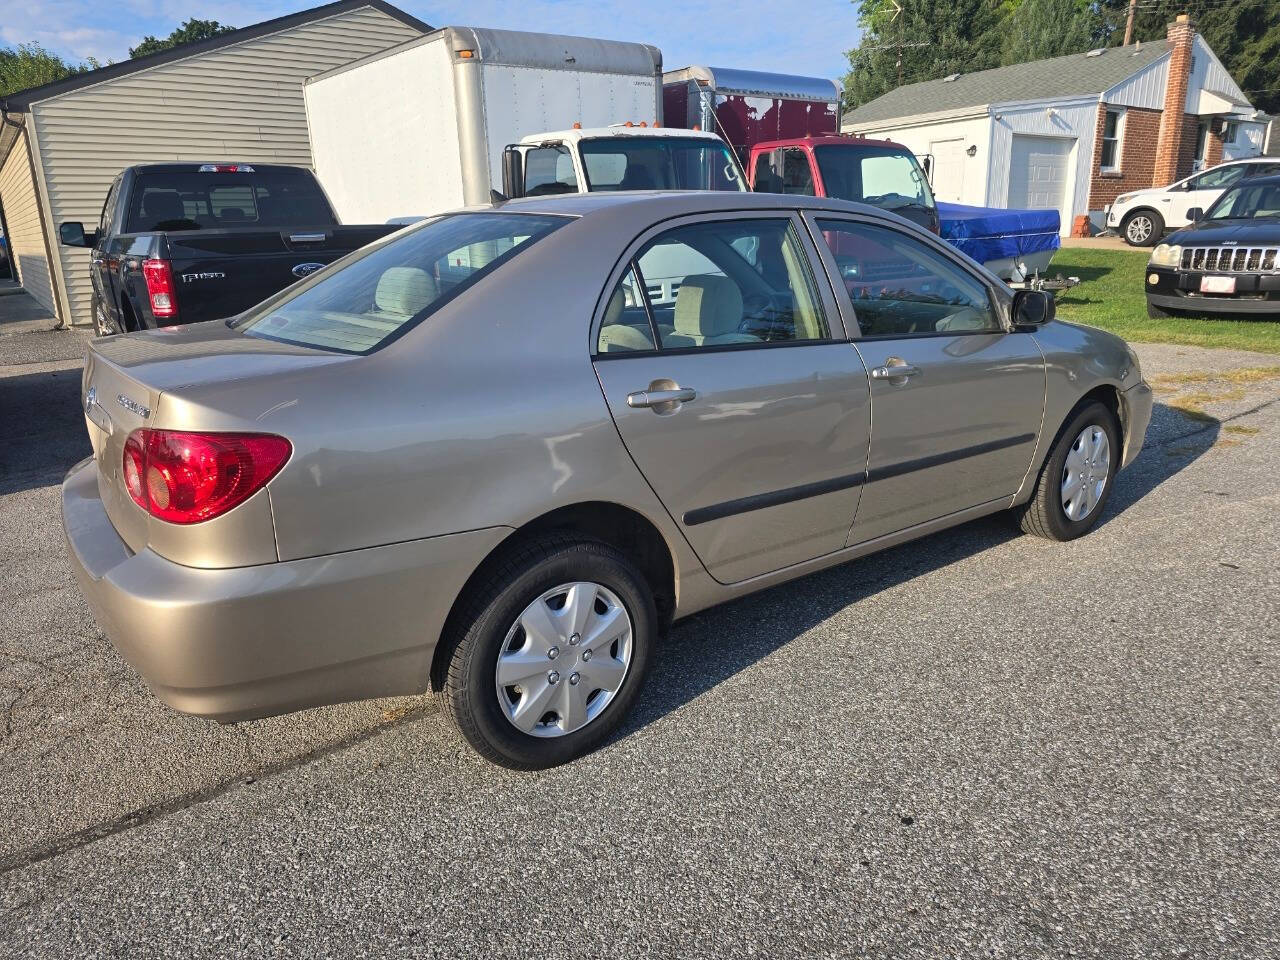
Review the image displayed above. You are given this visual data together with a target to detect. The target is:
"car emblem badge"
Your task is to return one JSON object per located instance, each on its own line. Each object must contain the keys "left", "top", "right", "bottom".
{"left": 116, "top": 393, "right": 151, "bottom": 420}
{"left": 292, "top": 262, "right": 325, "bottom": 278}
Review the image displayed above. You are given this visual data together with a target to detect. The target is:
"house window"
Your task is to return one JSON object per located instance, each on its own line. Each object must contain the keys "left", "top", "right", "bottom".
{"left": 1100, "top": 108, "right": 1124, "bottom": 171}
{"left": 1193, "top": 121, "right": 1209, "bottom": 171}
{"left": 1222, "top": 121, "right": 1239, "bottom": 144}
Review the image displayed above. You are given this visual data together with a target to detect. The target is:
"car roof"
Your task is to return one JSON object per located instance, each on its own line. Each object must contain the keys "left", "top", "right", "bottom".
{"left": 494, "top": 189, "right": 898, "bottom": 221}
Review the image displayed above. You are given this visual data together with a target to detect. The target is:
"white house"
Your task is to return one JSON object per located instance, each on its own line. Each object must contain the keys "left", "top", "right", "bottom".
{"left": 842, "top": 16, "right": 1265, "bottom": 234}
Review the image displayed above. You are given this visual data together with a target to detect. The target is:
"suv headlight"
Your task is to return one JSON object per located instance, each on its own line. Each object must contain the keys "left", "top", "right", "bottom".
{"left": 1149, "top": 243, "right": 1181, "bottom": 268}
{"left": 1115, "top": 193, "right": 1135, "bottom": 205}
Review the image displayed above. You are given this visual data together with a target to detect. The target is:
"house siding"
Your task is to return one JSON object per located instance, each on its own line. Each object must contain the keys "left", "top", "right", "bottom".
{"left": 29, "top": 5, "right": 424, "bottom": 326}
{"left": 1087, "top": 104, "right": 1161, "bottom": 209}
{"left": 0, "top": 128, "right": 56, "bottom": 312}
{"left": 989, "top": 99, "right": 1097, "bottom": 235}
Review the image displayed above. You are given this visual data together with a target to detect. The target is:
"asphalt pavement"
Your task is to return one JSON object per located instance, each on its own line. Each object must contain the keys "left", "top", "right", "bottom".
{"left": 1, "top": 328, "right": 1276, "bottom": 958}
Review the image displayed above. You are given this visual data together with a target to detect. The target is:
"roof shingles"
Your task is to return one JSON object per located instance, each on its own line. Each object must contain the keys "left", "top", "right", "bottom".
{"left": 843, "top": 41, "right": 1171, "bottom": 128}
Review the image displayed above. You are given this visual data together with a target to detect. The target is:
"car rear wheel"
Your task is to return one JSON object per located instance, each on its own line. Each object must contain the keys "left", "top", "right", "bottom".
{"left": 1014, "top": 401, "right": 1119, "bottom": 541}
{"left": 439, "top": 537, "right": 655, "bottom": 769}
{"left": 1122, "top": 210, "right": 1162, "bottom": 247}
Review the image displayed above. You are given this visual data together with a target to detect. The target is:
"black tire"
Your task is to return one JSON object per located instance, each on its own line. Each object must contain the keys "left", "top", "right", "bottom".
{"left": 1121, "top": 209, "right": 1163, "bottom": 247}
{"left": 1014, "top": 401, "right": 1120, "bottom": 541}
{"left": 1146, "top": 299, "right": 1177, "bottom": 319}
{"left": 439, "top": 537, "right": 656, "bottom": 769}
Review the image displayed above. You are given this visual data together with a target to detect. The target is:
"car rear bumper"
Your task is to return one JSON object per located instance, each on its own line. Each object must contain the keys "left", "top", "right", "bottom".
{"left": 61, "top": 458, "right": 510, "bottom": 721}
{"left": 1146, "top": 266, "right": 1280, "bottom": 315}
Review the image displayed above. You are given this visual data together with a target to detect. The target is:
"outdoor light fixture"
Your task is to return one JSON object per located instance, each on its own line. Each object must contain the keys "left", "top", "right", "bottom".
{"left": 966, "top": 144, "right": 977, "bottom": 157}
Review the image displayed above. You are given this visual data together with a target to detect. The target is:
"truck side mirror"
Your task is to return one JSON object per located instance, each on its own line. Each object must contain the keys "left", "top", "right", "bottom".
{"left": 59, "top": 221, "right": 92, "bottom": 247}
{"left": 1012, "top": 289, "right": 1055, "bottom": 328}
{"left": 501, "top": 147, "right": 525, "bottom": 200}
{"left": 1187, "top": 207, "right": 1203, "bottom": 222}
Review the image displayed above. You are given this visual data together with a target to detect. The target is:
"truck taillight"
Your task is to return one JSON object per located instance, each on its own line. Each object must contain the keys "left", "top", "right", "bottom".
{"left": 198, "top": 164, "right": 254, "bottom": 173}
{"left": 141, "top": 259, "right": 178, "bottom": 318}
{"left": 122, "top": 429, "right": 291, "bottom": 524}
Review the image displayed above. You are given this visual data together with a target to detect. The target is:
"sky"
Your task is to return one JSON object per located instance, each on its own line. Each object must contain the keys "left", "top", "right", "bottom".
{"left": 0, "top": 0, "right": 860, "bottom": 83}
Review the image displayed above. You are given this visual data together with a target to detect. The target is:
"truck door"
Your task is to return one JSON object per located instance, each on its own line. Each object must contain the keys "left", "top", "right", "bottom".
{"left": 92, "top": 177, "right": 122, "bottom": 331}
{"left": 592, "top": 212, "right": 870, "bottom": 584}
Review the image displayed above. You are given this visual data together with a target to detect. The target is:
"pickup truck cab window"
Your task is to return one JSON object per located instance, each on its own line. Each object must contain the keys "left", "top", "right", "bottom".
{"left": 124, "top": 168, "right": 335, "bottom": 232}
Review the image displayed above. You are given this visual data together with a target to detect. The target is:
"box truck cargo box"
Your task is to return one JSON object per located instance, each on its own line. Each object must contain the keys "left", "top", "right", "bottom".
{"left": 305, "top": 26, "right": 666, "bottom": 223}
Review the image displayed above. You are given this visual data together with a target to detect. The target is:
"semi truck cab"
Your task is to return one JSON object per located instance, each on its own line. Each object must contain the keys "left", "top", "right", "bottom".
{"left": 502, "top": 126, "right": 747, "bottom": 199}
{"left": 746, "top": 136, "right": 940, "bottom": 234}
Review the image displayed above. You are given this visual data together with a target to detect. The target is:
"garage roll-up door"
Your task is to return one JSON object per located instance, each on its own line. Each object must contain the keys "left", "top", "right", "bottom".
{"left": 1008, "top": 135, "right": 1072, "bottom": 211}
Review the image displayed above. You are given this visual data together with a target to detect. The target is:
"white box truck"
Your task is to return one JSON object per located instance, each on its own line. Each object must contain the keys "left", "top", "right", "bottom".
{"left": 305, "top": 26, "right": 744, "bottom": 224}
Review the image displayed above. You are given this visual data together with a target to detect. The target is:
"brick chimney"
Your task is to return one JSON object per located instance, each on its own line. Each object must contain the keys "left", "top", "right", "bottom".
{"left": 1153, "top": 14, "right": 1195, "bottom": 186}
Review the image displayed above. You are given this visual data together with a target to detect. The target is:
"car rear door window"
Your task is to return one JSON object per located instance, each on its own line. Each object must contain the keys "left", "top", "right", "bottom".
{"left": 237, "top": 212, "right": 567, "bottom": 354}
{"left": 815, "top": 219, "right": 1000, "bottom": 336}
{"left": 597, "top": 218, "right": 827, "bottom": 354}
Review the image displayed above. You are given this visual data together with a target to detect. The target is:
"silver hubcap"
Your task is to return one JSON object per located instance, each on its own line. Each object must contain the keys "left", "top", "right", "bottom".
{"left": 495, "top": 581, "right": 633, "bottom": 738}
{"left": 1061, "top": 425, "right": 1111, "bottom": 522}
{"left": 1127, "top": 216, "right": 1152, "bottom": 244}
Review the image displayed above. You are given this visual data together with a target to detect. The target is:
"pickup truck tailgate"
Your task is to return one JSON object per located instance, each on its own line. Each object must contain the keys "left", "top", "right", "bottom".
{"left": 165, "top": 225, "right": 395, "bottom": 324}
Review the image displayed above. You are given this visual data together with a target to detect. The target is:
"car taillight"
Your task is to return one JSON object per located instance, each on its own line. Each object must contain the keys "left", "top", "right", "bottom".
{"left": 121, "top": 429, "right": 291, "bottom": 524}
{"left": 141, "top": 259, "right": 177, "bottom": 318}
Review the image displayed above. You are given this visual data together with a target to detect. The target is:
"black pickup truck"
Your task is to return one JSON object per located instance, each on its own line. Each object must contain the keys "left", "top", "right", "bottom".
{"left": 59, "top": 163, "right": 397, "bottom": 335}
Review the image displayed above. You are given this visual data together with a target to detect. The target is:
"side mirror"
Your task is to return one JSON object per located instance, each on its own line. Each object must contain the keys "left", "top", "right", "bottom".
{"left": 501, "top": 146, "right": 525, "bottom": 200}
{"left": 1187, "top": 207, "right": 1203, "bottom": 222}
{"left": 1012, "top": 289, "right": 1055, "bottom": 328}
{"left": 59, "top": 221, "right": 92, "bottom": 247}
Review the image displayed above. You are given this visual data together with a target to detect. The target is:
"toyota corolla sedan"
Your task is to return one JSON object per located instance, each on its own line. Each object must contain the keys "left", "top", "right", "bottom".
{"left": 63, "top": 191, "right": 1152, "bottom": 769}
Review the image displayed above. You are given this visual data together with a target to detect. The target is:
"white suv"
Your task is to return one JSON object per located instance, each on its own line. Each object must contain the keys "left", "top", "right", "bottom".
{"left": 1106, "top": 157, "right": 1280, "bottom": 246}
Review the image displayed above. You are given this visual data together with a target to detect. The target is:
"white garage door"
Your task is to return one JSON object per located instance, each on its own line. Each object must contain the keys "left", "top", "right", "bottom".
{"left": 929, "top": 138, "right": 968, "bottom": 203}
{"left": 1008, "top": 135, "right": 1073, "bottom": 212}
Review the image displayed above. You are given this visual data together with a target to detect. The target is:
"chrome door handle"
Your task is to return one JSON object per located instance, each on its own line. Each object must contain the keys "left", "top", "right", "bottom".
{"left": 870, "top": 363, "right": 921, "bottom": 380}
{"left": 627, "top": 387, "right": 696, "bottom": 408}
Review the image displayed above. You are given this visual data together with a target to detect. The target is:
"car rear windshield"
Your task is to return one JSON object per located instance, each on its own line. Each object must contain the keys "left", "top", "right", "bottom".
{"left": 124, "top": 168, "right": 337, "bottom": 232}
{"left": 235, "top": 212, "right": 568, "bottom": 354}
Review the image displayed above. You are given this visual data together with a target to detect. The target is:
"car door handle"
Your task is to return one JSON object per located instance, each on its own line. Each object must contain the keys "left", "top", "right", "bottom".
{"left": 627, "top": 387, "right": 696, "bottom": 408}
{"left": 870, "top": 363, "right": 921, "bottom": 380}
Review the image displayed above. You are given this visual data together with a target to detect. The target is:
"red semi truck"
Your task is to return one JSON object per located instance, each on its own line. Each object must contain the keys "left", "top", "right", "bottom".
{"left": 661, "top": 66, "right": 940, "bottom": 234}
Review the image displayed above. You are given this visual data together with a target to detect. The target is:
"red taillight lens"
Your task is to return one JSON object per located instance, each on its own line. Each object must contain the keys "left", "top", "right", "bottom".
{"left": 141, "top": 259, "right": 177, "bottom": 318}
{"left": 121, "top": 429, "right": 291, "bottom": 524}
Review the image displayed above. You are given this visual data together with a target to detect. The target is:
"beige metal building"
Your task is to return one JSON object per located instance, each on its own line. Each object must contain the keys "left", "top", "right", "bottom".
{"left": 0, "top": 0, "right": 428, "bottom": 327}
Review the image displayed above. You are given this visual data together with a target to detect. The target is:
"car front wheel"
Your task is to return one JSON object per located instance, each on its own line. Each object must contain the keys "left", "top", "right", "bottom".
{"left": 1014, "top": 401, "right": 1120, "bottom": 541}
{"left": 439, "top": 537, "right": 656, "bottom": 769}
{"left": 1122, "top": 210, "right": 1162, "bottom": 247}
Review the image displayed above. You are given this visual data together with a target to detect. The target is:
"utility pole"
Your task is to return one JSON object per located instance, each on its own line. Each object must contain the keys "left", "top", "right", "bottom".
{"left": 890, "top": 0, "right": 904, "bottom": 87}
{"left": 1123, "top": 0, "right": 1138, "bottom": 45}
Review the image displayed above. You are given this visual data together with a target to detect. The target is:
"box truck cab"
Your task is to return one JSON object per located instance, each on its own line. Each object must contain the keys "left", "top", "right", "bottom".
{"left": 504, "top": 126, "right": 745, "bottom": 199}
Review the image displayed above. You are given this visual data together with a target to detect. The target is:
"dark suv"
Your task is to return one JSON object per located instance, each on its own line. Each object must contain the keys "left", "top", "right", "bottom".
{"left": 1145, "top": 174, "right": 1280, "bottom": 319}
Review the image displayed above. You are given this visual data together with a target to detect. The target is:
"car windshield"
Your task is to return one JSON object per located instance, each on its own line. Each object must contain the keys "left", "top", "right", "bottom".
{"left": 1204, "top": 182, "right": 1280, "bottom": 221}
{"left": 813, "top": 145, "right": 934, "bottom": 211}
{"left": 578, "top": 137, "right": 745, "bottom": 192}
{"left": 235, "top": 212, "right": 568, "bottom": 354}
{"left": 125, "top": 168, "right": 336, "bottom": 231}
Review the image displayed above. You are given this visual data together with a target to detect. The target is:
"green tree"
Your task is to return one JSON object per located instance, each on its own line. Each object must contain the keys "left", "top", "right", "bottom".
{"left": 129, "top": 18, "right": 235, "bottom": 59}
{"left": 1000, "top": 0, "right": 1099, "bottom": 65}
{"left": 842, "top": 0, "right": 1007, "bottom": 109}
{"left": 0, "top": 42, "right": 95, "bottom": 98}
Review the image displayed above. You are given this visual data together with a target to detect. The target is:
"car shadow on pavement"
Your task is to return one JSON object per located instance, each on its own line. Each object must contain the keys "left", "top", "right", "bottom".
{"left": 617, "top": 400, "right": 1219, "bottom": 741}
{"left": 0, "top": 367, "right": 91, "bottom": 495}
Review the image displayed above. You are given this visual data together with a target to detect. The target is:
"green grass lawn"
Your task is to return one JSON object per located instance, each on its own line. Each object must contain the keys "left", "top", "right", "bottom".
{"left": 1049, "top": 247, "right": 1280, "bottom": 355}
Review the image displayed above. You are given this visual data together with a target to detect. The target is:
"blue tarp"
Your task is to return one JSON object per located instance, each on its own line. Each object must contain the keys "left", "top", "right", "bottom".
{"left": 936, "top": 202, "right": 1060, "bottom": 265}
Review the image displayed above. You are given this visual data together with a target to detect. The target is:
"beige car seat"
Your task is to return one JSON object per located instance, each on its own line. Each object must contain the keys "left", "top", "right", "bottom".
{"left": 666, "top": 275, "right": 755, "bottom": 347}
{"left": 374, "top": 267, "right": 439, "bottom": 317}
{"left": 598, "top": 286, "right": 655, "bottom": 352}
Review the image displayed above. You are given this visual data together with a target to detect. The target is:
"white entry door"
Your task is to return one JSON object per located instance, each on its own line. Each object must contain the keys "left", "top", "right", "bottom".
{"left": 1009, "top": 135, "right": 1073, "bottom": 219}
{"left": 928, "top": 138, "right": 968, "bottom": 203}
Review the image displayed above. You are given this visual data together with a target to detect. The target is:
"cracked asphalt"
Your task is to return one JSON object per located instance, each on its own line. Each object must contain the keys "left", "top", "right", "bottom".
{"left": 1, "top": 326, "right": 1277, "bottom": 958}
